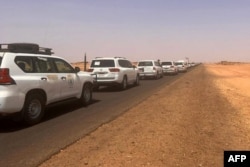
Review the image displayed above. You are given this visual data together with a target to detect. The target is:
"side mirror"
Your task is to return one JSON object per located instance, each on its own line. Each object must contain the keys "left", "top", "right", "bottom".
{"left": 75, "top": 67, "right": 80, "bottom": 73}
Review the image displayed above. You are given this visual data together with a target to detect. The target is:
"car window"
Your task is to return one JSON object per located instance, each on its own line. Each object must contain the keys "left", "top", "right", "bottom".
{"left": 54, "top": 58, "right": 75, "bottom": 73}
{"left": 162, "top": 62, "right": 172, "bottom": 65}
{"left": 35, "top": 57, "right": 57, "bottom": 73}
{"left": 175, "top": 62, "right": 183, "bottom": 65}
{"left": 15, "top": 56, "right": 35, "bottom": 73}
{"left": 138, "top": 61, "right": 153, "bottom": 66}
{"left": 118, "top": 60, "right": 128, "bottom": 68}
{"left": 91, "top": 60, "right": 115, "bottom": 67}
{"left": 0, "top": 57, "right": 2, "bottom": 66}
{"left": 155, "top": 61, "right": 160, "bottom": 66}
{"left": 118, "top": 60, "right": 127, "bottom": 67}
{"left": 126, "top": 60, "right": 133, "bottom": 68}
{"left": 118, "top": 60, "right": 132, "bottom": 68}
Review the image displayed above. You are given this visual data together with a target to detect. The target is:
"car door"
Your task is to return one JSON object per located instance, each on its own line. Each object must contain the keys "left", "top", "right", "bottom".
{"left": 118, "top": 60, "right": 134, "bottom": 84}
{"left": 126, "top": 60, "right": 137, "bottom": 83}
{"left": 33, "top": 57, "right": 62, "bottom": 104}
{"left": 155, "top": 61, "right": 163, "bottom": 75}
{"left": 53, "top": 58, "right": 81, "bottom": 100}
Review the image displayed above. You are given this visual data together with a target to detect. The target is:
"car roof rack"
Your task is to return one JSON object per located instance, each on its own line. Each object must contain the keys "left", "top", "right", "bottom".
{"left": 114, "top": 57, "right": 126, "bottom": 59}
{"left": 0, "top": 43, "right": 53, "bottom": 55}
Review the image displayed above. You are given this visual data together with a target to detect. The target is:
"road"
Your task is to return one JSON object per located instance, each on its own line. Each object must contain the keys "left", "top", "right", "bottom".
{"left": 0, "top": 71, "right": 188, "bottom": 167}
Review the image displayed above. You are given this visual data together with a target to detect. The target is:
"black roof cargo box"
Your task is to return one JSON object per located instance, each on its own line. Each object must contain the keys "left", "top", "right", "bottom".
{"left": 0, "top": 43, "right": 53, "bottom": 55}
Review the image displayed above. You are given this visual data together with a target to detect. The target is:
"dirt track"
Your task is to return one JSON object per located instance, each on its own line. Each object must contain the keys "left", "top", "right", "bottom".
{"left": 40, "top": 64, "right": 250, "bottom": 167}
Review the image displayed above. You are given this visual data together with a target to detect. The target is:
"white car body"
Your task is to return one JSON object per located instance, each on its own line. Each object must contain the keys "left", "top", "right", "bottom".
{"left": 87, "top": 57, "right": 140, "bottom": 89}
{"left": 175, "top": 60, "right": 188, "bottom": 72}
{"left": 161, "top": 61, "right": 178, "bottom": 75}
{"left": 0, "top": 43, "right": 94, "bottom": 125}
{"left": 137, "top": 60, "right": 163, "bottom": 79}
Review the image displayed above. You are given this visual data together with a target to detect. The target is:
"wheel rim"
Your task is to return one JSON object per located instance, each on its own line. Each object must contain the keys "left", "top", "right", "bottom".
{"left": 28, "top": 99, "right": 42, "bottom": 119}
{"left": 83, "top": 86, "right": 91, "bottom": 102}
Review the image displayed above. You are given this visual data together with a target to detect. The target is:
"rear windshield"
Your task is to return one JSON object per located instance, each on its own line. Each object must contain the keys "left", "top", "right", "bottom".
{"left": 161, "top": 62, "right": 172, "bottom": 65}
{"left": 138, "top": 61, "right": 153, "bottom": 66}
{"left": 175, "top": 62, "right": 183, "bottom": 65}
{"left": 91, "top": 60, "right": 115, "bottom": 67}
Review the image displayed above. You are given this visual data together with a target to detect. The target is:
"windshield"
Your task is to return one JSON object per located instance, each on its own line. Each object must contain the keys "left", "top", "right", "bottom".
{"left": 138, "top": 61, "right": 153, "bottom": 66}
{"left": 91, "top": 60, "right": 115, "bottom": 67}
{"left": 161, "top": 62, "right": 172, "bottom": 65}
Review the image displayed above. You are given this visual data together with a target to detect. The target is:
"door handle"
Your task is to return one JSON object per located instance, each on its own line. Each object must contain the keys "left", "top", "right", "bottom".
{"left": 41, "top": 77, "right": 47, "bottom": 81}
{"left": 61, "top": 77, "right": 66, "bottom": 80}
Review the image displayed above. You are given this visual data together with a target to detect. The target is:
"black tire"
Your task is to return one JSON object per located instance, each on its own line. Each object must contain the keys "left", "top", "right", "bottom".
{"left": 155, "top": 72, "right": 159, "bottom": 80}
{"left": 134, "top": 75, "right": 140, "bottom": 86}
{"left": 120, "top": 76, "right": 127, "bottom": 90}
{"left": 80, "top": 83, "right": 93, "bottom": 106}
{"left": 22, "top": 93, "right": 45, "bottom": 125}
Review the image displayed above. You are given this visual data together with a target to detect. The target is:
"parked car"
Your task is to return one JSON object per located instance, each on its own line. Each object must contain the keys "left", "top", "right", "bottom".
{"left": 0, "top": 43, "right": 94, "bottom": 125}
{"left": 137, "top": 60, "right": 163, "bottom": 79}
{"left": 175, "top": 61, "right": 188, "bottom": 72}
{"left": 87, "top": 57, "right": 140, "bottom": 90}
{"left": 161, "top": 61, "right": 178, "bottom": 75}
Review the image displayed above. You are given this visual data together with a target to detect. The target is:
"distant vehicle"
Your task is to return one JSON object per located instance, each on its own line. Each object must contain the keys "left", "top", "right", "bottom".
{"left": 137, "top": 60, "right": 163, "bottom": 79}
{"left": 87, "top": 57, "right": 140, "bottom": 90}
{"left": 175, "top": 60, "right": 188, "bottom": 72}
{"left": 0, "top": 43, "right": 94, "bottom": 125}
{"left": 161, "top": 61, "right": 178, "bottom": 75}
{"left": 190, "top": 62, "right": 197, "bottom": 67}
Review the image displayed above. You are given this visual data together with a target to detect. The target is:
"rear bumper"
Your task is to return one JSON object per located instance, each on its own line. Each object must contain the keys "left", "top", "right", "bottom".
{"left": 178, "top": 68, "right": 187, "bottom": 72}
{"left": 139, "top": 72, "right": 157, "bottom": 77}
{"left": 163, "top": 69, "right": 177, "bottom": 74}
{"left": 0, "top": 90, "right": 24, "bottom": 115}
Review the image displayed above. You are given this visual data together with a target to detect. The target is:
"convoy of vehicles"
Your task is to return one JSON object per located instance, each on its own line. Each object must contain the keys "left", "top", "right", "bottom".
{"left": 0, "top": 43, "right": 196, "bottom": 125}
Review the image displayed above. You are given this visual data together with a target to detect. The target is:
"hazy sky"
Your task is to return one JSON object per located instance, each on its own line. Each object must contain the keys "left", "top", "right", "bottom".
{"left": 1, "top": 0, "right": 250, "bottom": 62}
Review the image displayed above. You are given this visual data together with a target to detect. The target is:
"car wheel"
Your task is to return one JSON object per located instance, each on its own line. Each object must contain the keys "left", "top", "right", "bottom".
{"left": 120, "top": 76, "right": 127, "bottom": 90}
{"left": 161, "top": 72, "right": 164, "bottom": 78}
{"left": 22, "top": 93, "right": 45, "bottom": 125}
{"left": 155, "top": 72, "right": 159, "bottom": 80}
{"left": 134, "top": 75, "right": 140, "bottom": 86}
{"left": 80, "top": 83, "right": 92, "bottom": 105}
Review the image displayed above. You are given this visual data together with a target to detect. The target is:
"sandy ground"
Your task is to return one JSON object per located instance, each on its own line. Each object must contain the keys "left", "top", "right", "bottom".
{"left": 39, "top": 64, "right": 250, "bottom": 167}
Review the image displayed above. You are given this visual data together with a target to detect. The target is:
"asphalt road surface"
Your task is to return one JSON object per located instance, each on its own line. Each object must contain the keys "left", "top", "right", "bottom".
{"left": 0, "top": 71, "right": 189, "bottom": 167}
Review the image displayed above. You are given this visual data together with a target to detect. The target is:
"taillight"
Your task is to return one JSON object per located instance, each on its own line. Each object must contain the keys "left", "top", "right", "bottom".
{"left": 109, "top": 68, "right": 120, "bottom": 72}
{"left": 138, "top": 68, "right": 144, "bottom": 72}
{"left": 0, "top": 68, "right": 16, "bottom": 85}
{"left": 87, "top": 68, "right": 94, "bottom": 72}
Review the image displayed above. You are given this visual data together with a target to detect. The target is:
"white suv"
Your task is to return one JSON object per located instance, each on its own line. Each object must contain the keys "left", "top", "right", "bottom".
{"left": 0, "top": 43, "right": 94, "bottom": 125}
{"left": 161, "top": 61, "right": 178, "bottom": 75}
{"left": 87, "top": 57, "right": 140, "bottom": 90}
{"left": 137, "top": 60, "right": 164, "bottom": 79}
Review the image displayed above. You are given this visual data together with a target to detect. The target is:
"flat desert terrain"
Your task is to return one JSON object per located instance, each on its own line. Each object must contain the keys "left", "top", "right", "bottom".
{"left": 40, "top": 64, "right": 250, "bottom": 167}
